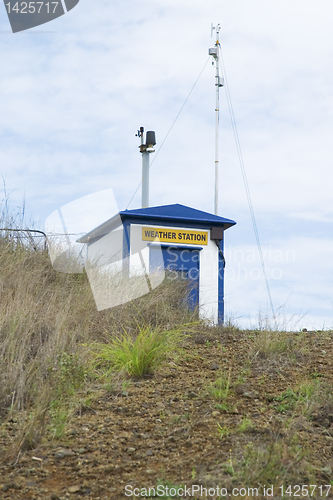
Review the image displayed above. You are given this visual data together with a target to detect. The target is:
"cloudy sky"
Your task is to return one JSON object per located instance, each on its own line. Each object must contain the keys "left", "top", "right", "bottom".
{"left": 0, "top": 0, "right": 332, "bottom": 330}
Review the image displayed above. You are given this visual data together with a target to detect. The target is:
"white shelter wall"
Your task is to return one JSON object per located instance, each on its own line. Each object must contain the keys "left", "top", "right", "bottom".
{"left": 199, "top": 237, "right": 219, "bottom": 324}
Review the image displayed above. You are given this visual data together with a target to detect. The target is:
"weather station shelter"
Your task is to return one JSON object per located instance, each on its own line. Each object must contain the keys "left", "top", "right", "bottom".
{"left": 77, "top": 32, "right": 239, "bottom": 323}
{"left": 78, "top": 203, "right": 236, "bottom": 325}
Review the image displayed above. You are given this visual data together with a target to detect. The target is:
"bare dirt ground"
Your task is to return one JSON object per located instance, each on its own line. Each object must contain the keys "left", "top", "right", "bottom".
{"left": 1, "top": 328, "right": 333, "bottom": 500}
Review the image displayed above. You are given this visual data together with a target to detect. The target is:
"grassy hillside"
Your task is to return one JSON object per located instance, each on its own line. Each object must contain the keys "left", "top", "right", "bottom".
{"left": 0, "top": 231, "right": 196, "bottom": 453}
{"left": 0, "top": 229, "right": 333, "bottom": 499}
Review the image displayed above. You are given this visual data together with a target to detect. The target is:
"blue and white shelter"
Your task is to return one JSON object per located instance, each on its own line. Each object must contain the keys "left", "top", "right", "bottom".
{"left": 79, "top": 204, "right": 236, "bottom": 324}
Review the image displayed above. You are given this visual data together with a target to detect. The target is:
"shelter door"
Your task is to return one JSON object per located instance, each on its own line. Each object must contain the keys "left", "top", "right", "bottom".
{"left": 149, "top": 246, "right": 199, "bottom": 310}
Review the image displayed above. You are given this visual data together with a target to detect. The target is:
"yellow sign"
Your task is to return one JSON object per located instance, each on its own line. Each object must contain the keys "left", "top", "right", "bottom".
{"left": 142, "top": 227, "right": 208, "bottom": 245}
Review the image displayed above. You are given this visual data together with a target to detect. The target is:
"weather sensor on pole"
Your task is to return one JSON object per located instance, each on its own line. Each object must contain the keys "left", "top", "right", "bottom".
{"left": 209, "top": 23, "right": 224, "bottom": 215}
{"left": 137, "top": 127, "right": 156, "bottom": 208}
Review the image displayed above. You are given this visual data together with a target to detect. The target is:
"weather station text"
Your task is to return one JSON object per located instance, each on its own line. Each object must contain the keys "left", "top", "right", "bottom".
{"left": 142, "top": 227, "right": 208, "bottom": 245}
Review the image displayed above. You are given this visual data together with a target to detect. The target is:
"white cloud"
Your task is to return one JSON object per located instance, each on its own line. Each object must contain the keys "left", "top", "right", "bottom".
{"left": 0, "top": 0, "right": 332, "bottom": 327}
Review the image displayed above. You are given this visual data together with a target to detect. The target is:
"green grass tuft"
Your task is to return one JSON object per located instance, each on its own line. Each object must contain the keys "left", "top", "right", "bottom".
{"left": 208, "top": 368, "right": 232, "bottom": 402}
{"left": 89, "top": 324, "right": 187, "bottom": 378}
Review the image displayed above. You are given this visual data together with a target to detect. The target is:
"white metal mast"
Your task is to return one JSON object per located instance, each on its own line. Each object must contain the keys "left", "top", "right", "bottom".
{"left": 209, "top": 24, "right": 224, "bottom": 215}
{"left": 137, "top": 127, "right": 156, "bottom": 208}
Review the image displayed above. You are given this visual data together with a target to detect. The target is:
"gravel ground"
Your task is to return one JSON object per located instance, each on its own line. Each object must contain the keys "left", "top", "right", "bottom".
{"left": 1, "top": 328, "right": 333, "bottom": 500}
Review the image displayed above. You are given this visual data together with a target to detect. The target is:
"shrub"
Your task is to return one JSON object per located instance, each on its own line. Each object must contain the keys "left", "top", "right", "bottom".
{"left": 89, "top": 324, "right": 187, "bottom": 378}
{"left": 251, "top": 330, "right": 296, "bottom": 359}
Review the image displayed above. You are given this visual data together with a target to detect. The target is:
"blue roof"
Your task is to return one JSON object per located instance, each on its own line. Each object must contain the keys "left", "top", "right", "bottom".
{"left": 77, "top": 204, "right": 236, "bottom": 243}
{"left": 119, "top": 204, "right": 236, "bottom": 228}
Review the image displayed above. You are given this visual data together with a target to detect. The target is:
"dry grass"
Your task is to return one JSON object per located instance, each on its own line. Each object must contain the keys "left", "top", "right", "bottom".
{"left": 0, "top": 220, "right": 199, "bottom": 452}
{"left": 0, "top": 239, "right": 93, "bottom": 412}
{"left": 250, "top": 329, "right": 297, "bottom": 359}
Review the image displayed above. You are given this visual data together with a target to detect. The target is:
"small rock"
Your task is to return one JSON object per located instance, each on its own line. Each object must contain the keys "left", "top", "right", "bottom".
{"left": 146, "top": 469, "right": 155, "bottom": 475}
{"left": 4, "top": 482, "right": 20, "bottom": 491}
{"left": 67, "top": 428, "right": 79, "bottom": 436}
{"left": 54, "top": 448, "right": 75, "bottom": 459}
{"left": 187, "top": 391, "right": 199, "bottom": 399}
{"left": 194, "top": 336, "right": 207, "bottom": 344}
{"left": 171, "top": 426, "right": 188, "bottom": 436}
{"left": 211, "top": 411, "right": 220, "bottom": 417}
{"left": 233, "top": 384, "right": 247, "bottom": 395}
{"left": 127, "top": 447, "right": 136, "bottom": 454}
{"left": 235, "top": 385, "right": 259, "bottom": 399}
{"left": 243, "top": 391, "right": 259, "bottom": 399}
{"left": 68, "top": 485, "right": 81, "bottom": 493}
{"left": 51, "top": 494, "right": 61, "bottom": 500}
{"left": 210, "top": 363, "right": 220, "bottom": 370}
{"left": 146, "top": 449, "right": 153, "bottom": 456}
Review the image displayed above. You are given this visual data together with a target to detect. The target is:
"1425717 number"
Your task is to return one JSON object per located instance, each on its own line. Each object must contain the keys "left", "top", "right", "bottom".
{"left": 6, "top": 2, "right": 59, "bottom": 14}
{"left": 279, "top": 485, "right": 332, "bottom": 497}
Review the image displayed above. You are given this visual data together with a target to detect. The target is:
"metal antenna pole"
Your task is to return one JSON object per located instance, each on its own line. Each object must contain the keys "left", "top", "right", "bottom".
{"left": 136, "top": 127, "right": 156, "bottom": 208}
{"left": 141, "top": 129, "right": 150, "bottom": 208}
{"left": 209, "top": 24, "right": 224, "bottom": 215}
